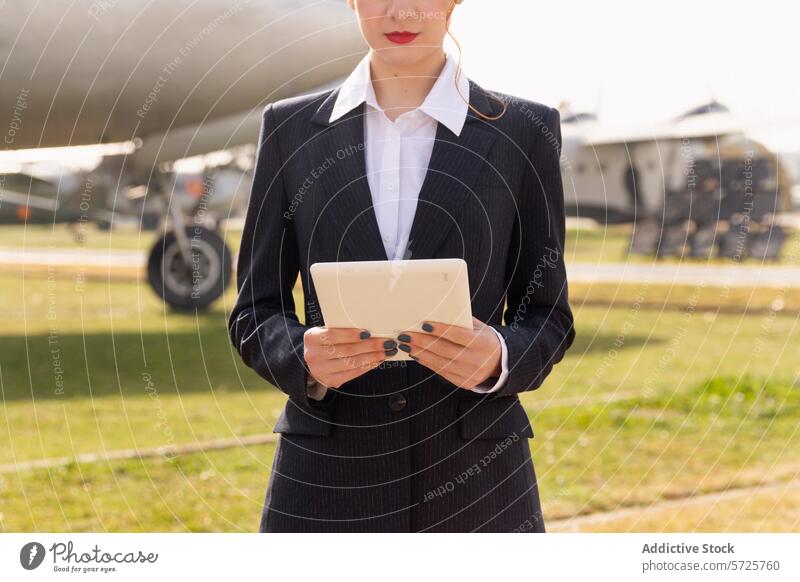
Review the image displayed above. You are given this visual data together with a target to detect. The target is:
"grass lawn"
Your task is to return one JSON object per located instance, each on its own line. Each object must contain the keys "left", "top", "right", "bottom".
{"left": 565, "top": 223, "right": 800, "bottom": 266}
{"left": 3, "top": 223, "right": 798, "bottom": 267}
{"left": 0, "top": 224, "right": 244, "bottom": 255}
{"left": 2, "top": 374, "right": 797, "bottom": 532}
{"left": 0, "top": 269, "right": 798, "bottom": 531}
{"left": 549, "top": 482, "right": 800, "bottom": 533}
{"left": 571, "top": 282, "right": 800, "bottom": 313}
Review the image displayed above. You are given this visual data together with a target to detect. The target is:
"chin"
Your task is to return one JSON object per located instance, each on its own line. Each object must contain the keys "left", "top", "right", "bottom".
{"left": 372, "top": 44, "right": 439, "bottom": 67}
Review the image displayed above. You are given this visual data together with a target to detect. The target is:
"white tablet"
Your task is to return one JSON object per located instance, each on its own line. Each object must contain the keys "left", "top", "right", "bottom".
{"left": 309, "top": 258, "right": 473, "bottom": 361}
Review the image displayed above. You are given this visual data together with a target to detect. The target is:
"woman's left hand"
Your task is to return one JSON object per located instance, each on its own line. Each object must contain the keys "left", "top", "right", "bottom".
{"left": 396, "top": 316, "right": 502, "bottom": 389}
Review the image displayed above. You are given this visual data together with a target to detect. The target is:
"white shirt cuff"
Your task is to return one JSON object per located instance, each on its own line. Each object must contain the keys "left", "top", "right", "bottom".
{"left": 468, "top": 326, "right": 509, "bottom": 393}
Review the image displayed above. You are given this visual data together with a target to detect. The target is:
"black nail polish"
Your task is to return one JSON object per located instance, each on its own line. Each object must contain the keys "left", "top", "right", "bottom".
{"left": 421, "top": 322, "right": 433, "bottom": 332}
{"left": 383, "top": 339, "right": 397, "bottom": 349}
{"left": 397, "top": 333, "right": 411, "bottom": 343}
{"left": 398, "top": 343, "right": 411, "bottom": 353}
{"left": 408, "top": 354, "right": 418, "bottom": 360}
{"left": 359, "top": 330, "right": 371, "bottom": 339}
{"left": 385, "top": 348, "right": 398, "bottom": 356}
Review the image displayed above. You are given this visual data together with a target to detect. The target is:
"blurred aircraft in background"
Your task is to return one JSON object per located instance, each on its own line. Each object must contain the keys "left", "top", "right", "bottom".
{"left": 559, "top": 100, "right": 796, "bottom": 260}
{"left": 0, "top": 0, "right": 366, "bottom": 310}
{"left": 1, "top": 0, "right": 797, "bottom": 312}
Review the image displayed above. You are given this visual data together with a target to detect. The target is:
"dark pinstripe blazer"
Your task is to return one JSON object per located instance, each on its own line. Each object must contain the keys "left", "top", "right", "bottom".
{"left": 228, "top": 77, "right": 576, "bottom": 532}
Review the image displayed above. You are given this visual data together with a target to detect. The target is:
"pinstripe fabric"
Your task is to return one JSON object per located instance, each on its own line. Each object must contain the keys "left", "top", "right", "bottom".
{"left": 229, "top": 77, "right": 575, "bottom": 532}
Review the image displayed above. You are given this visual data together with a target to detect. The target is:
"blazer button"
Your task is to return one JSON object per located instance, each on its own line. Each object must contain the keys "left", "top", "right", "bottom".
{"left": 387, "top": 393, "right": 407, "bottom": 411}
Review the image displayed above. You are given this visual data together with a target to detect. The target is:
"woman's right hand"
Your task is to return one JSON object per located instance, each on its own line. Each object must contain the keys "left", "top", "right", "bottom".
{"left": 303, "top": 327, "right": 392, "bottom": 389}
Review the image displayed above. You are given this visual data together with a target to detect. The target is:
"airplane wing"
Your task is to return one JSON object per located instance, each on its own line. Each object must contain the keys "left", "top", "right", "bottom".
{"left": 562, "top": 111, "right": 800, "bottom": 145}
{"left": 128, "top": 75, "right": 349, "bottom": 172}
{"left": 0, "top": 78, "right": 349, "bottom": 173}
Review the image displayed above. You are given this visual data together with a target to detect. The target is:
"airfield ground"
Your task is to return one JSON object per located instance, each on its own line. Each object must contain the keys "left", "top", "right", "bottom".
{"left": 0, "top": 224, "right": 798, "bottom": 532}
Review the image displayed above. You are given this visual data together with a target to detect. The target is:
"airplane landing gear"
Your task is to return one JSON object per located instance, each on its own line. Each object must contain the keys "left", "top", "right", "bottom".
{"left": 147, "top": 225, "right": 232, "bottom": 311}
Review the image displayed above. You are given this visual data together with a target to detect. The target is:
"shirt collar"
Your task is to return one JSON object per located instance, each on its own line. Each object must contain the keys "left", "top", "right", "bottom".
{"left": 329, "top": 50, "right": 470, "bottom": 136}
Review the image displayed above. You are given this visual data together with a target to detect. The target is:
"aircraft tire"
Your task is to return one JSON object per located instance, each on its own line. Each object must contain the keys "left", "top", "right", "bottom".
{"left": 147, "top": 226, "right": 232, "bottom": 311}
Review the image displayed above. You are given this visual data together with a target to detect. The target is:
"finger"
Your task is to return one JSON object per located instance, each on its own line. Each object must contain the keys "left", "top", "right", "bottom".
{"left": 319, "top": 337, "right": 394, "bottom": 359}
{"left": 326, "top": 348, "right": 388, "bottom": 376}
{"left": 317, "top": 326, "right": 373, "bottom": 346}
{"left": 396, "top": 330, "right": 466, "bottom": 360}
{"left": 407, "top": 344, "right": 473, "bottom": 380}
{"left": 410, "top": 319, "right": 475, "bottom": 347}
{"left": 324, "top": 356, "right": 385, "bottom": 387}
{"left": 410, "top": 351, "right": 474, "bottom": 388}
{"left": 430, "top": 362, "right": 484, "bottom": 389}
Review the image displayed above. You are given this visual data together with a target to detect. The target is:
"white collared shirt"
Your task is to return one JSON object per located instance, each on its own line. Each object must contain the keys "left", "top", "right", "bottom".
{"left": 307, "top": 50, "right": 508, "bottom": 399}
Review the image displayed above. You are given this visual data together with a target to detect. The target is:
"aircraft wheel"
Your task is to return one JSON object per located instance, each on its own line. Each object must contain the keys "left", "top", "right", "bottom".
{"left": 147, "top": 226, "right": 232, "bottom": 311}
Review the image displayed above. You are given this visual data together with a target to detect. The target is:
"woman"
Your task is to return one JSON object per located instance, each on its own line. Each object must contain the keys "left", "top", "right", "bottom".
{"left": 228, "top": 0, "right": 575, "bottom": 532}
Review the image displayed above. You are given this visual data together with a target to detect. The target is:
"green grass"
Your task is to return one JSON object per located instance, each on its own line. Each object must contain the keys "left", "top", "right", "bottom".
{"left": 0, "top": 224, "right": 156, "bottom": 251}
{"left": 535, "top": 375, "right": 800, "bottom": 517}
{"left": 0, "top": 271, "right": 798, "bottom": 531}
{"left": 2, "top": 374, "right": 797, "bottom": 531}
{"left": 0, "top": 445, "right": 275, "bottom": 532}
{"left": 550, "top": 484, "right": 800, "bottom": 532}
{"left": 0, "top": 273, "right": 279, "bottom": 466}
{"left": 565, "top": 223, "right": 800, "bottom": 265}
{"left": 571, "top": 281, "right": 800, "bottom": 313}
{"left": 0, "top": 223, "right": 243, "bottom": 255}
{"left": 4, "top": 223, "right": 798, "bottom": 266}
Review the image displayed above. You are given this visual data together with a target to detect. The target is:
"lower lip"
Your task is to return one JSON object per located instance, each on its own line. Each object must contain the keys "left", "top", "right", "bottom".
{"left": 385, "top": 32, "right": 418, "bottom": 44}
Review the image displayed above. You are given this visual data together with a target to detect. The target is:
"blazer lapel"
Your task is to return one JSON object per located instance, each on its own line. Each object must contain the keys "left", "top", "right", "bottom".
{"left": 308, "top": 78, "right": 499, "bottom": 262}
{"left": 309, "top": 93, "right": 388, "bottom": 261}
{"left": 406, "top": 97, "right": 498, "bottom": 260}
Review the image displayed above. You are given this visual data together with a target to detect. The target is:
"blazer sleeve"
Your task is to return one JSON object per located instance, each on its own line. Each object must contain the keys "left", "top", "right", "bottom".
{"left": 228, "top": 103, "right": 318, "bottom": 407}
{"left": 487, "top": 106, "right": 576, "bottom": 397}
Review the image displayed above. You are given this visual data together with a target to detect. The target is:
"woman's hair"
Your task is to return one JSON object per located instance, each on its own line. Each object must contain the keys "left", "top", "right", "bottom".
{"left": 446, "top": 1, "right": 507, "bottom": 121}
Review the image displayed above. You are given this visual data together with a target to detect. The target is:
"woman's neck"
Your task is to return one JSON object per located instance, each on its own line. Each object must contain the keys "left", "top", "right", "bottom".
{"left": 369, "top": 49, "right": 447, "bottom": 122}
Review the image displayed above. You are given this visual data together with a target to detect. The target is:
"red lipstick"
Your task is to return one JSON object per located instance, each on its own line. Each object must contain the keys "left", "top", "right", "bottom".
{"left": 385, "top": 31, "right": 419, "bottom": 44}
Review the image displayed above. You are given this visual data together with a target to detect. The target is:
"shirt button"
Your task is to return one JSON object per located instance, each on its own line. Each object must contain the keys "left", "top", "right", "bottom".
{"left": 386, "top": 181, "right": 397, "bottom": 191}
{"left": 387, "top": 393, "right": 407, "bottom": 411}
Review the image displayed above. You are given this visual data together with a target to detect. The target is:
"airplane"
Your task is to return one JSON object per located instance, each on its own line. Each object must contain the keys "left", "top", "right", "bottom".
{"left": 2, "top": 1, "right": 795, "bottom": 314}
{"left": 559, "top": 100, "right": 795, "bottom": 260}
{"left": 0, "top": 0, "right": 366, "bottom": 310}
